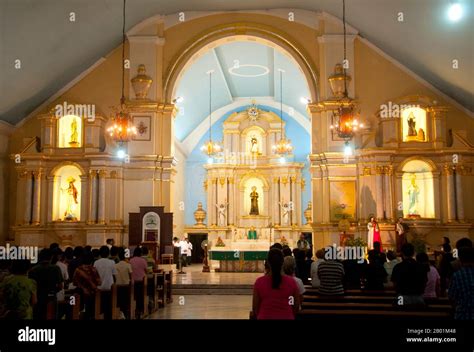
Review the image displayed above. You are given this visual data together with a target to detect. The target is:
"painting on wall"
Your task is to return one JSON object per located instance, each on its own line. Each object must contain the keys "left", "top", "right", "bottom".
{"left": 133, "top": 116, "right": 151, "bottom": 141}
{"left": 329, "top": 181, "right": 356, "bottom": 222}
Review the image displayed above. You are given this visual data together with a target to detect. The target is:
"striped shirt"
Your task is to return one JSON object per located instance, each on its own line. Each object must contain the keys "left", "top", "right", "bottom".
{"left": 317, "top": 261, "right": 345, "bottom": 295}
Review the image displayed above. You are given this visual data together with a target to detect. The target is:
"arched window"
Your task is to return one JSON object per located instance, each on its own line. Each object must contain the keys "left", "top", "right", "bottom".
{"left": 58, "top": 115, "right": 82, "bottom": 148}
{"left": 402, "top": 160, "right": 435, "bottom": 218}
{"left": 52, "top": 165, "right": 82, "bottom": 221}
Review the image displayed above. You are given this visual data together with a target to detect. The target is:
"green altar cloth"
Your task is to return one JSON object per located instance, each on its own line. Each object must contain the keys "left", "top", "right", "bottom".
{"left": 209, "top": 250, "right": 268, "bottom": 261}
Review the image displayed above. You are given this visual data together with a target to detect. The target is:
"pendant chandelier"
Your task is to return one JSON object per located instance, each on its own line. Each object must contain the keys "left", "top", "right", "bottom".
{"left": 329, "top": 0, "right": 363, "bottom": 144}
{"left": 200, "top": 70, "right": 222, "bottom": 157}
{"left": 272, "top": 69, "right": 293, "bottom": 155}
{"left": 106, "top": 0, "right": 137, "bottom": 145}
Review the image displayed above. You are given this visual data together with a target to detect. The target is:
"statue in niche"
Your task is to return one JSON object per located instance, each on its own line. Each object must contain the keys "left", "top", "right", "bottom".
{"left": 62, "top": 176, "right": 79, "bottom": 220}
{"left": 407, "top": 174, "right": 420, "bottom": 215}
{"left": 69, "top": 117, "right": 79, "bottom": 146}
{"left": 215, "top": 202, "right": 228, "bottom": 227}
{"left": 250, "top": 136, "right": 258, "bottom": 154}
{"left": 407, "top": 112, "right": 417, "bottom": 137}
{"left": 249, "top": 186, "right": 259, "bottom": 215}
{"left": 417, "top": 128, "right": 425, "bottom": 141}
{"left": 280, "top": 201, "right": 290, "bottom": 226}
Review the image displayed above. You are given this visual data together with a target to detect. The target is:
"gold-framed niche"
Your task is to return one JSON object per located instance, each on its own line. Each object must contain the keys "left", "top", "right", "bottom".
{"left": 401, "top": 159, "right": 435, "bottom": 219}
{"left": 401, "top": 106, "right": 428, "bottom": 142}
{"left": 52, "top": 164, "right": 83, "bottom": 221}
{"left": 57, "top": 114, "right": 83, "bottom": 148}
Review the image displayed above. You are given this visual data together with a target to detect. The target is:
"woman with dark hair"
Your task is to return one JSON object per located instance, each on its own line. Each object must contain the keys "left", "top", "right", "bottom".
{"left": 416, "top": 252, "right": 440, "bottom": 298}
{"left": 130, "top": 246, "right": 147, "bottom": 319}
{"left": 252, "top": 248, "right": 300, "bottom": 319}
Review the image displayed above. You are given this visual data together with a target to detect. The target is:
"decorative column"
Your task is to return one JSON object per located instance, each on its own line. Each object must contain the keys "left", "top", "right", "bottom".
{"left": 228, "top": 178, "right": 234, "bottom": 225}
{"left": 24, "top": 171, "right": 33, "bottom": 224}
{"left": 455, "top": 167, "right": 464, "bottom": 221}
{"left": 31, "top": 171, "right": 42, "bottom": 225}
{"left": 80, "top": 174, "right": 88, "bottom": 222}
{"left": 430, "top": 106, "right": 448, "bottom": 149}
{"left": 444, "top": 165, "right": 456, "bottom": 222}
{"left": 272, "top": 177, "right": 279, "bottom": 225}
{"left": 97, "top": 170, "right": 106, "bottom": 225}
{"left": 88, "top": 170, "right": 97, "bottom": 224}
{"left": 384, "top": 166, "right": 394, "bottom": 221}
{"left": 46, "top": 175, "right": 56, "bottom": 223}
{"left": 290, "top": 176, "right": 297, "bottom": 225}
{"left": 211, "top": 178, "right": 217, "bottom": 225}
{"left": 375, "top": 166, "right": 384, "bottom": 220}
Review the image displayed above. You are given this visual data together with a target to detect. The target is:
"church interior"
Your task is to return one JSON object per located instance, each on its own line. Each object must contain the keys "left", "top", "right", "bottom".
{"left": 0, "top": 0, "right": 473, "bottom": 326}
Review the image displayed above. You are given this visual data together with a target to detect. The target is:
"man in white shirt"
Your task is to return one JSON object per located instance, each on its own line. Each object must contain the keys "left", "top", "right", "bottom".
{"left": 186, "top": 238, "right": 193, "bottom": 266}
{"left": 310, "top": 249, "right": 325, "bottom": 288}
{"left": 179, "top": 237, "right": 188, "bottom": 268}
{"left": 94, "top": 246, "right": 117, "bottom": 319}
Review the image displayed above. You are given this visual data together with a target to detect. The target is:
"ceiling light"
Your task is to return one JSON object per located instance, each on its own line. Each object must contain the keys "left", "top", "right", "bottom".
{"left": 448, "top": 2, "right": 463, "bottom": 21}
{"left": 117, "top": 149, "right": 126, "bottom": 159}
{"left": 300, "top": 97, "right": 311, "bottom": 104}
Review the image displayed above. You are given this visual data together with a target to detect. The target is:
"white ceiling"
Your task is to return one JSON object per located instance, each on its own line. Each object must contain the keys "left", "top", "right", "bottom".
{"left": 0, "top": 0, "right": 472, "bottom": 125}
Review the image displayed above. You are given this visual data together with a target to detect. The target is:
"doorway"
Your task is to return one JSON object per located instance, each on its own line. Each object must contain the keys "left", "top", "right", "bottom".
{"left": 189, "top": 233, "right": 208, "bottom": 264}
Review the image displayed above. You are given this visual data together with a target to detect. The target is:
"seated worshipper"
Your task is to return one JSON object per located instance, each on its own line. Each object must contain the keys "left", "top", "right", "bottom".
{"left": 310, "top": 249, "right": 325, "bottom": 288}
{"left": 0, "top": 260, "right": 36, "bottom": 319}
{"left": 130, "top": 247, "right": 147, "bottom": 319}
{"left": 448, "top": 247, "right": 474, "bottom": 320}
{"left": 94, "top": 246, "right": 117, "bottom": 319}
{"left": 282, "top": 256, "right": 305, "bottom": 303}
{"left": 416, "top": 252, "right": 440, "bottom": 298}
{"left": 73, "top": 253, "right": 101, "bottom": 320}
{"left": 317, "top": 256, "right": 345, "bottom": 296}
{"left": 391, "top": 243, "right": 427, "bottom": 307}
{"left": 364, "top": 250, "right": 388, "bottom": 290}
{"left": 383, "top": 250, "right": 400, "bottom": 287}
{"left": 28, "top": 249, "right": 63, "bottom": 319}
{"left": 252, "top": 248, "right": 300, "bottom": 319}
{"left": 344, "top": 258, "right": 366, "bottom": 290}
{"left": 115, "top": 248, "right": 132, "bottom": 319}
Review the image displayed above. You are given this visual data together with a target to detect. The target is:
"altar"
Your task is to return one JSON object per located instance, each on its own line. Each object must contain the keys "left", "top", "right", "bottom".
{"left": 209, "top": 249, "right": 268, "bottom": 272}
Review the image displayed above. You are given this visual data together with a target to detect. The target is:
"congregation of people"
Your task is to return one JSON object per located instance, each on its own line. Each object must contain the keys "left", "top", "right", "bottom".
{"left": 0, "top": 238, "right": 162, "bottom": 320}
{"left": 252, "top": 234, "right": 474, "bottom": 320}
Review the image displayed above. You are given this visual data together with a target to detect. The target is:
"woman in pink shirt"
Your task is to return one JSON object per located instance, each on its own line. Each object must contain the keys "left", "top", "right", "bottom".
{"left": 130, "top": 247, "right": 147, "bottom": 318}
{"left": 252, "top": 248, "right": 300, "bottom": 319}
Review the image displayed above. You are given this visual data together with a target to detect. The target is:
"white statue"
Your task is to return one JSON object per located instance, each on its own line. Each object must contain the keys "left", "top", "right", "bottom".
{"left": 280, "top": 201, "right": 290, "bottom": 226}
{"left": 215, "top": 202, "right": 228, "bottom": 226}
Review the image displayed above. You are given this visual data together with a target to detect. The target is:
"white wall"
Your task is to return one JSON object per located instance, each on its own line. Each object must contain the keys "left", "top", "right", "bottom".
{"left": 172, "top": 142, "right": 187, "bottom": 236}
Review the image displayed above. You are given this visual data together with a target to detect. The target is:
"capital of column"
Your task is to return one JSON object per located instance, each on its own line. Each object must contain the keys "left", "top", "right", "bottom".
{"left": 443, "top": 164, "right": 454, "bottom": 176}
{"left": 98, "top": 170, "right": 107, "bottom": 178}
{"left": 32, "top": 170, "right": 43, "bottom": 179}
{"left": 375, "top": 166, "right": 385, "bottom": 175}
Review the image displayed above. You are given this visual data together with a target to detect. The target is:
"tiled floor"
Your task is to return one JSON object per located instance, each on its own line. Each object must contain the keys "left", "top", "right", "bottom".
{"left": 148, "top": 295, "right": 252, "bottom": 319}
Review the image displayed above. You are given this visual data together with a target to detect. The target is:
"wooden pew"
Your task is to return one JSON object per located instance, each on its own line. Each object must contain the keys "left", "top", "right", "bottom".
{"left": 165, "top": 270, "right": 173, "bottom": 303}
{"left": 147, "top": 273, "right": 159, "bottom": 315}
{"left": 297, "top": 309, "right": 451, "bottom": 319}
{"left": 302, "top": 295, "right": 449, "bottom": 305}
{"left": 301, "top": 301, "right": 453, "bottom": 313}
{"left": 94, "top": 289, "right": 103, "bottom": 320}
{"left": 116, "top": 282, "right": 135, "bottom": 320}
{"left": 156, "top": 271, "right": 166, "bottom": 308}
{"left": 133, "top": 277, "right": 148, "bottom": 319}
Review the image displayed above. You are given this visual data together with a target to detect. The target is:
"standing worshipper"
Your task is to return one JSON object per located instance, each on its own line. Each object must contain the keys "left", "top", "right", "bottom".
{"left": 367, "top": 217, "right": 382, "bottom": 252}
{"left": 186, "top": 238, "right": 193, "bottom": 266}
{"left": 93, "top": 246, "right": 117, "bottom": 319}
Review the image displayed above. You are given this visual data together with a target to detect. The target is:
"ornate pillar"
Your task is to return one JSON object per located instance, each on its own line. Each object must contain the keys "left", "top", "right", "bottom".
{"left": 455, "top": 167, "right": 464, "bottom": 221}
{"left": 384, "top": 166, "right": 394, "bottom": 221}
{"left": 46, "top": 175, "right": 56, "bottom": 223}
{"left": 430, "top": 106, "right": 448, "bottom": 149}
{"left": 375, "top": 166, "right": 384, "bottom": 220}
{"left": 97, "top": 170, "right": 106, "bottom": 224}
{"left": 80, "top": 174, "right": 88, "bottom": 222}
{"left": 290, "top": 176, "right": 297, "bottom": 225}
{"left": 444, "top": 165, "right": 456, "bottom": 222}
{"left": 32, "top": 171, "right": 42, "bottom": 225}
{"left": 24, "top": 171, "right": 33, "bottom": 224}
{"left": 88, "top": 170, "right": 97, "bottom": 224}
{"left": 228, "top": 178, "right": 234, "bottom": 226}
{"left": 211, "top": 178, "right": 217, "bottom": 226}
{"left": 272, "top": 177, "right": 279, "bottom": 225}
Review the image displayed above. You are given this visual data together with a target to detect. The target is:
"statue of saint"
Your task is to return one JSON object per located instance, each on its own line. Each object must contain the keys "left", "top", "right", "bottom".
{"left": 69, "top": 118, "right": 79, "bottom": 145}
{"left": 215, "top": 202, "right": 227, "bottom": 226}
{"left": 62, "top": 176, "right": 79, "bottom": 219}
{"left": 417, "top": 128, "right": 425, "bottom": 141}
{"left": 407, "top": 112, "right": 417, "bottom": 137}
{"left": 280, "top": 201, "right": 290, "bottom": 226}
{"left": 250, "top": 136, "right": 258, "bottom": 154}
{"left": 407, "top": 174, "right": 420, "bottom": 215}
{"left": 249, "top": 186, "right": 259, "bottom": 215}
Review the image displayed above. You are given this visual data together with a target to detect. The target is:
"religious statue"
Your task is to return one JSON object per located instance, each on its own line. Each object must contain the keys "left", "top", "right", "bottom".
{"left": 249, "top": 186, "right": 259, "bottom": 215}
{"left": 69, "top": 117, "right": 79, "bottom": 146}
{"left": 280, "top": 201, "right": 290, "bottom": 226}
{"left": 215, "top": 202, "right": 228, "bottom": 226}
{"left": 417, "top": 128, "right": 425, "bottom": 141}
{"left": 407, "top": 173, "right": 420, "bottom": 215}
{"left": 61, "top": 176, "right": 79, "bottom": 220}
{"left": 250, "top": 136, "right": 258, "bottom": 154}
{"left": 367, "top": 216, "right": 382, "bottom": 252}
{"left": 407, "top": 112, "right": 417, "bottom": 136}
{"left": 248, "top": 226, "right": 257, "bottom": 240}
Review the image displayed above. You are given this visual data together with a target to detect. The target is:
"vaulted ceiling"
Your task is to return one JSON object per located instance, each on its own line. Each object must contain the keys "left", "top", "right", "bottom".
{"left": 0, "top": 0, "right": 472, "bottom": 125}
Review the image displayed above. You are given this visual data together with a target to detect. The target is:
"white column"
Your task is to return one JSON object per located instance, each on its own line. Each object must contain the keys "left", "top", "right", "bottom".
{"left": 209, "top": 177, "right": 216, "bottom": 225}
{"left": 32, "top": 171, "right": 42, "bottom": 225}
{"left": 98, "top": 170, "right": 106, "bottom": 224}
{"left": 24, "top": 171, "right": 32, "bottom": 224}
{"left": 296, "top": 179, "right": 302, "bottom": 226}
{"left": 290, "top": 176, "right": 297, "bottom": 225}
{"left": 384, "top": 167, "right": 393, "bottom": 221}
{"left": 455, "top": 169, "right": 464, "bottom": 221}
{"left": 445, "top": 166, "right": 456, "bottom": 222}
{"left": 375, "top": 167, "right": 384, "bottom": 220}
{"left": 228, "top": 178, "right": 234, "bottom": 225}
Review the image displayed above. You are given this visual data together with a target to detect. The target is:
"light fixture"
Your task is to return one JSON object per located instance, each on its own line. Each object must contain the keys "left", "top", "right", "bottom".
{"left": 448, "top": 1, "right": 462, "bottom": 21}
{"left": 329, "top": 0, "right": 363, "bottom": 149}
{"left": 106, "top": 0, "right": 137, "bottom": 145}
{"left": 344, "top": 144, "right": 352, "bottom": 156}
{"left": 200, "top": 70, "right": 222, "bottom": 157}
{"left": 117, "top": 149, "right": 126, "bottom": 159}
{"left": 173, "top": 96, "right": 184, "bottom": 104}
{"left": 300, "top": 97, "right": 311, "bottom": 105}
{"left": 272, "top": 69, "right": 293, "bottom": 156}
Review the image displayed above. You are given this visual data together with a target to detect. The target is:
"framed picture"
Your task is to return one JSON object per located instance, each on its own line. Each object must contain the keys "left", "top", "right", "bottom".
{"left": 133, "top": 116, "right": 151, "bottom": 141}
{"left": 329, "top": 181, "right": 356, "bottom": 222}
